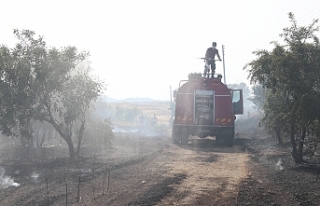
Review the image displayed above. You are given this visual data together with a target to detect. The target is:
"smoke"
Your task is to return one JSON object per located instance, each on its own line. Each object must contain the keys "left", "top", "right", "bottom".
{"left": 113, "top": 125, "right": 166, "bottom": 137}
{"left": 31, "top": 171, "right": 40, "bottom": 183}
{"left": 0, "top": 167, "right": 20, "bottom": 189}
{"left": 112, "top": 126, "right": 139, "bottom": 133}
{"left": 276, "top": 158, "right": 283, "bottom": 171}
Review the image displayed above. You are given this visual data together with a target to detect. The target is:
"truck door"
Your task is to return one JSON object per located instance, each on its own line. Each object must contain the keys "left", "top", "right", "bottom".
{"left": 194, "top": 90, "right": 214, "bottom": 125}
{"left": 230, "top": 89, "right": 243, "bottom": 114}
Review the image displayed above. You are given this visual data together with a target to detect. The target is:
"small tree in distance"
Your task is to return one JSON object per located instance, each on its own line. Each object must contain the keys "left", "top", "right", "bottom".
{"left": 0, "top": 29, "right": 104, "bottom": 158}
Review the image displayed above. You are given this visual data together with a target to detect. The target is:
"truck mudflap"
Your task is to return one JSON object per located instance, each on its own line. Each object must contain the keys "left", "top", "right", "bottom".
{"left": 172, "top": 124, "right": 234, "bottom": 146}
{"left": 172, "top": 124, "right": 234, "bottom": 139}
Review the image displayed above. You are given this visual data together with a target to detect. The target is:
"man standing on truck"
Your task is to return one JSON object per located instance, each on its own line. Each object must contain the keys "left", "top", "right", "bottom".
{"left": 205, "top": 42, "right": 222, "bottom": 77}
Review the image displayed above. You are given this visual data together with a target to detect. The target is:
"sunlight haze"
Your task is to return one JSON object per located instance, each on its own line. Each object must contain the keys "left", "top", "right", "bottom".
{"left": 1, "top": 0, "right": 320, "bottom": 100}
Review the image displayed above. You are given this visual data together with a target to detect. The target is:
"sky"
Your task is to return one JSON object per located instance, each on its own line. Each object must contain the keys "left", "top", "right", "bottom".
{"left": 1, "top": 0, "right": 320, "bottom": 101}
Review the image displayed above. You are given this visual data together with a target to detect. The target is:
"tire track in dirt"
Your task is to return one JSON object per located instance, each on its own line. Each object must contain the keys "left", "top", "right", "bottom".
{"left": 157, "top": 143, "right": 249, "bottom": 205}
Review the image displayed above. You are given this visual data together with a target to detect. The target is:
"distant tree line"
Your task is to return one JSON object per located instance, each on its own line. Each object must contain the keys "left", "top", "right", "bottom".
{"left": 245, "top": 13, "right": 320, "bottom": 163}
{"left": 94, "top": 100, "right": 142, "bottom": 124}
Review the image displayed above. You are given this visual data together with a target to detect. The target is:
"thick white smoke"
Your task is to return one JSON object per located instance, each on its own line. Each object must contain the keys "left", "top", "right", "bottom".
{"left": 276, "top": 158, "right": 283, "bottom": 171}
{"left": 0, "top": 167, "right": 20, "bottom": 189}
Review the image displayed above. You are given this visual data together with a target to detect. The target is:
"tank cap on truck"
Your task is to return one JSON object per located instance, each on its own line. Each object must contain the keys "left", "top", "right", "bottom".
{"left": 188, "top": 73, "right": 202, "bottom": 80}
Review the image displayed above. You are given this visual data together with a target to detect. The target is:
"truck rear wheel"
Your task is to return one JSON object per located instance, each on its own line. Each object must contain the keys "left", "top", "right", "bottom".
{"left": 225, "top": 135, "right": 234, "bottom": 147}
{"left": 216, "top": 135, "right": 234, "bottom": 147}
{"left": 172, "top": 137, "right": 180, "bottom": 144}
{"left": 216, "top": 136, "right": 223, "bottom": 146}
{"left": 172, "top": 127, "right": 180, "bottom": 144}
{"left": 172, "top": 125, "right": 189, "bottom": 145}
{"left": 181, "top": 136, "right": 189, "bottom": 145}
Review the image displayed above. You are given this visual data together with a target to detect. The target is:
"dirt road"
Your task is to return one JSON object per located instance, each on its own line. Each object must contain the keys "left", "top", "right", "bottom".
{"left": 158, "top": 140, "right": 249, "bottom": 205}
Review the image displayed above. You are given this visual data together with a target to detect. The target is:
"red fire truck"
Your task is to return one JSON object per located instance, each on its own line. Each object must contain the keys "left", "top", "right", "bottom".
{"left": 172, "top": 73, "right": 243, "bottom": 146}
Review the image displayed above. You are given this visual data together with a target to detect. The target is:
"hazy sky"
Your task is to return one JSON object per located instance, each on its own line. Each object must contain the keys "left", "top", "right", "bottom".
{"left": 2, "top": 0, "right": 320, "bottom": 100}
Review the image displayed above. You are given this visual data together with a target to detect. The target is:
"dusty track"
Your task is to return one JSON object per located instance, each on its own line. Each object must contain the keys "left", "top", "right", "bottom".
{"left": 158, "top": 141, "right": 249, "bottom": 205}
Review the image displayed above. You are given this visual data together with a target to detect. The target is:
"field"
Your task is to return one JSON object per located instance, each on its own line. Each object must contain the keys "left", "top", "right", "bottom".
{"left": 0, "top": 102, "right": 319, "bottom": 205}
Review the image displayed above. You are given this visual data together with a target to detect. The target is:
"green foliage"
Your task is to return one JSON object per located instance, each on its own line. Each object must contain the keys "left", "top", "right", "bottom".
{"left": 244, "top": 13, "right": 320, "bottom": 162}
{"left": 0, "top": 29, "right": 104, "bottom": 158}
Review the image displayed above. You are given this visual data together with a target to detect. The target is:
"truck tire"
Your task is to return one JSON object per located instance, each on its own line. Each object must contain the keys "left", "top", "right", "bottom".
{"left": 225, "top": 135, "right": 234, "bottom": 147}
{"left": 172, "top": 127, "right": 180, "bottom": 144}
{"left": 216, "top": 136, "right": 223, "bottom": 146}
{"left": 216, "top": 135, "right": 234, "bottom": 147}
{"left": 181, "top": 136, "right": 189, "bottom": 145}
{"left": 172, "top": 137, "right": 180, "bottom": 144}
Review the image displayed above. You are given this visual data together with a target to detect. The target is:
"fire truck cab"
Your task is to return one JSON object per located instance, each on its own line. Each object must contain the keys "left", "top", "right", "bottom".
{"left": 172, "top": 73, "right": 243, "bottom": 146}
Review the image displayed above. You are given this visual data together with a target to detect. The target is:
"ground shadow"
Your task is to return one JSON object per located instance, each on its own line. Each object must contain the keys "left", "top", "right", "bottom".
{"left": 292, "top": 164, "right": 320, "bottom": 175}
{"left": 177, "top": 138, "right": 254, "bottom": 154}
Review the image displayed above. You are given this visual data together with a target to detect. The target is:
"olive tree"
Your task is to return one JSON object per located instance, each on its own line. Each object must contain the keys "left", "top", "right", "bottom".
{"left": 0, "top": 29, "right": 103, "bottom": 158}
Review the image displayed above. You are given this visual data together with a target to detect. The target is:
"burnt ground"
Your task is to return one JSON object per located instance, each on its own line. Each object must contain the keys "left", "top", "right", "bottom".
{"left": 236, "top": 113, "right": 320, "bottom": 206}
{"left": 236, "top": 137, "right": 320, "bottom": 206}
{"left": 0, "top": 114, "right": 320, "bottom": 205}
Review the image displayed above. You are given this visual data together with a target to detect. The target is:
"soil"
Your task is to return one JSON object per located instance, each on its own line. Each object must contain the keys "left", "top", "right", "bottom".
{"left": 1, "top": 114, "right": 320, "bottom": 205}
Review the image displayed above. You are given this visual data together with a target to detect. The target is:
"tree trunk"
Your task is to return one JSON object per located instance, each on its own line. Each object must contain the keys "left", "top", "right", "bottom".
{"left": 66, "top": 137, "right": 75, "bottom": 158}
{"left": 297, "top": 124, "right": 307, "bottom": 162}
{"left": 76, "top": 120, "right": 85, "bottom": 156}
{"left": 275, "top": 118, "right": 283, "bottom": 146}
{"left": 289, "top": 118, "right": 301, "bottom": 163}
{"left": 46, "top": 119, "right": 76, "bottom": 159}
